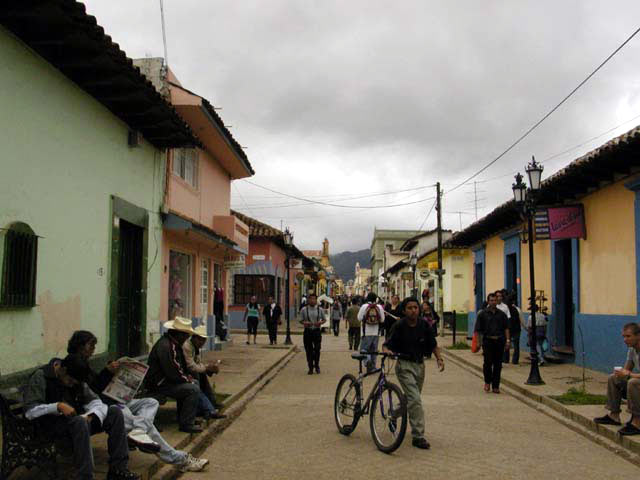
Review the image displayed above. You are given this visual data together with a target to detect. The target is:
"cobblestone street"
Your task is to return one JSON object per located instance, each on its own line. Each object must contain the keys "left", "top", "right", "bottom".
{"left": 183, "top": 334, "right": 639, "bottom": 479}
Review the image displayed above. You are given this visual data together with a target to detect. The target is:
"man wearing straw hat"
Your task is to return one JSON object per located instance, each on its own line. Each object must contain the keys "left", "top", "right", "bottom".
{"left": 146, "top": 317, "right": 202, "bottom": 434}
{"left": 183, "top": 325, "right": 227, "bottom": 421}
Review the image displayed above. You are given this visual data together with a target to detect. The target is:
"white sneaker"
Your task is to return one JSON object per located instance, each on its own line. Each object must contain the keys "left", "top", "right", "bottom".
{"left": 127, "top": 428, "right": 160, "bottom": 454}
{"left": 178, "top": 453, "right": 209, "bottom": 472}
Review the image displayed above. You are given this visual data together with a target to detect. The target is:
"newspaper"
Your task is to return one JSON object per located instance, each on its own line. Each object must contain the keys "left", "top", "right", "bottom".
{"left": 102, "top": 357, "right": 149, "bottom": 404}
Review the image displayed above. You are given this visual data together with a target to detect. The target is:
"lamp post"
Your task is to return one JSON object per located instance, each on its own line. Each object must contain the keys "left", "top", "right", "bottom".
{"left": 410, "top": 252, "right": 418, "bottom": 298}
{"left": 284, "top": 228, "right": 293, "bottom": 346}
{"left": 512, "top": 156, "right": 545, "bottom": 385}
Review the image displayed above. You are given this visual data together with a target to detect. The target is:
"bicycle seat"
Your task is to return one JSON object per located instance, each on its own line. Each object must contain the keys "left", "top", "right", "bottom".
{"left": 351, "top": 353, "right": 367, "bottom": 361}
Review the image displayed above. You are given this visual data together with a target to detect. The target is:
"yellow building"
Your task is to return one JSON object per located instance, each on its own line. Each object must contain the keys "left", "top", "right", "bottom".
{"left": 417, "top": 247, "right": 472, "bottom": 314}
{"left": 449, "top": 126, "right": 640, "bottom": 373}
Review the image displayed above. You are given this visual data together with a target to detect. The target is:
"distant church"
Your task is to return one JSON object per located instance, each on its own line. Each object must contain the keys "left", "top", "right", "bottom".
{"left": 303, "top": 238, "right": 333, "bottom": 272}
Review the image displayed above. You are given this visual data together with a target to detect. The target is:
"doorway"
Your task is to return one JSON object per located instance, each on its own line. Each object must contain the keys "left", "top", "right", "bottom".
{"left": 116, "top": 219, "right": 144, "bottom": 356}
{"left": 474, "top": 262, "right": 484, "bottom": 311}
{"left": 554, "top": 239, "right": 574, "bottom": 349}
{"left": 505, "top": 253, "right": 517, "bottom": 299}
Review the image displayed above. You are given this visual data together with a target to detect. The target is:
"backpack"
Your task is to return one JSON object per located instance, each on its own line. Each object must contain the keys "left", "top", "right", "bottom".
{"left": 364, "top": 303, "right": 382, "bottom": 325}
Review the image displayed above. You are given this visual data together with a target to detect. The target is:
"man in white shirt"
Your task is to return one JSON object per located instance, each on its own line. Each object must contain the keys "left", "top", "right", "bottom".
{"left": 357, "top": 292, "right": 385, "bottom": 372}
{"left": 495, "top": 290, "right": 511, "bottom": 319}
{"left": 594, "top": 323, "right": 640, "bottom": 435}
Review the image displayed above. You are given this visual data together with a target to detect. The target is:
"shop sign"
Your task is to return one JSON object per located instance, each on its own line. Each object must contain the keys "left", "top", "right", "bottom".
{"left": 548, "top": 205, "right": 586, "bottom": 240}
{"left": 535, "top": 205, "right": 586, "bottom": 240}
{"left": 224, "top": 254, "right": 245, "bottom": 269}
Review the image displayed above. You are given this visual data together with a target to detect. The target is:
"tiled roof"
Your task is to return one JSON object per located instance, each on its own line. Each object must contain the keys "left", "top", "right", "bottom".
{"left": 0, "top": 0, "right": 199, "bottom": 149}
{"left": 448, "top": 125, "right": 640, "bottom": 248}
{"left": 231, "top": 210, "right": 281, "bottom": 237}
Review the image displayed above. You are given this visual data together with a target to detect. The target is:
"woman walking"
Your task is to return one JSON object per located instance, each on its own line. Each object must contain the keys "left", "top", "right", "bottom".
{"left": 243, "top": 296, "right": 261, "bottom": 345}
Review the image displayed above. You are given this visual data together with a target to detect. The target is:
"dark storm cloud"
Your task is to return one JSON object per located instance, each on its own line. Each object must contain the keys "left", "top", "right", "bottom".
{"left": 83, "top": 0, "right": 640, "bottom": 251}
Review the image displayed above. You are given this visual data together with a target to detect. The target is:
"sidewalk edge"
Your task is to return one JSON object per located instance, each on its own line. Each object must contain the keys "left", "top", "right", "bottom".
{"left": 144, "top": 346, "right": 298, "bottom": 479}
{"left": 443, "top": 349, "right": 640, "bottom": 466}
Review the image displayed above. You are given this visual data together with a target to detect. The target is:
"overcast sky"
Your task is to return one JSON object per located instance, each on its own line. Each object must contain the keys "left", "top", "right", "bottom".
{"left": 84, "top": 1, "right": 640, "bottom": 253}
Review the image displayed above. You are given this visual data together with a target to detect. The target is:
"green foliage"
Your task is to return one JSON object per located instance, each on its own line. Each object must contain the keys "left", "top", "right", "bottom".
{"left": 446, "top": 342, "right": 471, "bottom": 350}
{"left": 550, "top": 387, "right": 607, "bottom": 405}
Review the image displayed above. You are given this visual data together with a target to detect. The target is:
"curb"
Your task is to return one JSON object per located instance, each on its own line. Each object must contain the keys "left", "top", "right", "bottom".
{"left": 143, "top": 346, "right": 298, "bottom": 479}
{"left": 443, "top": 349, "right": 640, "bottom": 466}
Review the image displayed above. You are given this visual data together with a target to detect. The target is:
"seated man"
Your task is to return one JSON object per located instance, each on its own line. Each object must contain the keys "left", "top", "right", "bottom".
{"left": 183, "top": 325, "right": 226, "bottom": 420}
{"left": 145, "top": 317, "right": 202, "bottom": 434}
{"left": 594, "top": 322, "right": 640, "bottom": 435}
{"left": 66, "top": 331, "right": 209, "bottom": 473}
{"left": 23, "top": 354, "right": 140, "bottom": 480}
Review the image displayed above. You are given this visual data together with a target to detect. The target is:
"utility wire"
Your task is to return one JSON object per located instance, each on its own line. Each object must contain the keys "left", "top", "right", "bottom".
{"left": 418, "top": 198, "right": 438, "bottom": 231}
{"left": 241, "top": 179, "right": 436, "bottom": 209}
{"left": 233, "top": 182, "right": 257, "bottom": 218}
{"left": 446, "top": 25, "right": 640, "bottom": 195}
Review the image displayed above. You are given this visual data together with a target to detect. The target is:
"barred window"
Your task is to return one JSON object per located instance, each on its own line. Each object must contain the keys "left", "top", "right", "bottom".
{"left": 1, "top": 223, "right": 38, "bottom": 308}
{"left": 234, "top": 275, "right": 274, "bottom": 305}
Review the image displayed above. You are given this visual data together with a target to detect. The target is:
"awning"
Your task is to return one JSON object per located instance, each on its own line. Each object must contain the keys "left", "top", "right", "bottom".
{"left": 163, "top": 212, "right": 246, "bottom": 255}
{"left": 234, "top": 260, "right": 281, "bottom": 277}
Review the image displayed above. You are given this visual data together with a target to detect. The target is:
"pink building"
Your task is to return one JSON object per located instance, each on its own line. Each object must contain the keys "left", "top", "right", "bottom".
{"left": 134, "top": 59, "right": 253, "bottom": 338}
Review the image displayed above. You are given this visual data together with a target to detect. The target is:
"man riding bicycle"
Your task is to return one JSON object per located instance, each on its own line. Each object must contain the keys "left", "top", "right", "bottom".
{"left": 383, "top": 296, "right": 444, "bottom": 450}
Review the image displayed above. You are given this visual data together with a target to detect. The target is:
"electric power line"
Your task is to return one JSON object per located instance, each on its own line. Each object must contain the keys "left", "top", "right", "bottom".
{"left": 445, "top": 25, "right": 640, "bottom": 196}
{"left": 417, "top": 198, "right": 438, "bottom": 231}
{"left": 241, "top": 179, "right": 436, "bottom": 209}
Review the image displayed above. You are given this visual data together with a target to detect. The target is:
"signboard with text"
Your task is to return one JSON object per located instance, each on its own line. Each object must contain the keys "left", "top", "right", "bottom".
{"left": 547, "top": 205, "right": 586, "bottom": 240}
{"left": 533, "top": 205, "right": 586, "bottom": 241}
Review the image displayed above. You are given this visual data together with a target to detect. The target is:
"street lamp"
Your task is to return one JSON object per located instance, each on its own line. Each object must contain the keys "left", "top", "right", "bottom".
{"left": 410, "top": 252, "right": 418, "bottom": 298}
{"left": 284, "top": 228, "right": 293, "bottom": 346}
{"left": 512, "top": 156, "right": 545, "bottom": 385}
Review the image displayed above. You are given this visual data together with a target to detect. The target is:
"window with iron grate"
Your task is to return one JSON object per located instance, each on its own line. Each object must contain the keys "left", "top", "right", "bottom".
{"left": 1, "top": 223, "right": 38, "bottom": 308}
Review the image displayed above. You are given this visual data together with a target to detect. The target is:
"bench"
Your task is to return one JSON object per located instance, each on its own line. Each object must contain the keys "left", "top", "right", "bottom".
{"left": 0, "top": 388, "right": 58, "bottom": 480}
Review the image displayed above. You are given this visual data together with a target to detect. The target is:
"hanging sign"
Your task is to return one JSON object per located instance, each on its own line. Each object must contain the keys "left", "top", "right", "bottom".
{"left": 547, "top": 205, "right": 586, "bottom": 240}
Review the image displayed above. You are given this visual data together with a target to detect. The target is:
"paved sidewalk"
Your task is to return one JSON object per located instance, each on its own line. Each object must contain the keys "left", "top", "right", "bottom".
{"left": 443, "top": 347, "right": 640, "bottom": 458}
{"left": 182, "top": 334, "right": 640, "bottom": 479}
{"left": 4, "top": 337, "right": 294, "bottom": 480}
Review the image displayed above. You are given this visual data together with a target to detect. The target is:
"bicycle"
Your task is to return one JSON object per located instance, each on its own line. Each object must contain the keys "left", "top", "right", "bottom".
{"left": 334, "top": 351, "right": 408, "bottom": 453}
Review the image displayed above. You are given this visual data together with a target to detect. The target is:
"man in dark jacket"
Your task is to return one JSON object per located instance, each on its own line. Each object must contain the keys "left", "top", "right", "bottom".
{"left": 474, "top": 293, "right": 510, "bottom": 393}
{"left": 23, "top": 355, "right": 139, "bottom": 480}
{"left": 145, "top": 317, "right": 202, "bottom": 433}
{"left": 503, "top": 292, "right": 523, "bottom": 364}
{"left": 263, "top": 296, "right": 283, "bottom": 345}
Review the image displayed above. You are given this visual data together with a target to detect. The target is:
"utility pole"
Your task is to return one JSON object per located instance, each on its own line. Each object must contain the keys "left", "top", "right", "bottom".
{"left": 436, "top": 182, "right": 444, "bottom": 336}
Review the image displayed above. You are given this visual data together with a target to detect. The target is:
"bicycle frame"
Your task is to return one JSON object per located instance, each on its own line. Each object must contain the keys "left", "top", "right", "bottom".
{"left": 354, "top": 354, "right": 393, "bottom": 416}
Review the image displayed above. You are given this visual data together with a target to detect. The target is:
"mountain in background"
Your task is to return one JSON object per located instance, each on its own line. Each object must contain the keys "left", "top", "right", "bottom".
{"left": 330, "top": 249, "right": 370, "bottom": 282}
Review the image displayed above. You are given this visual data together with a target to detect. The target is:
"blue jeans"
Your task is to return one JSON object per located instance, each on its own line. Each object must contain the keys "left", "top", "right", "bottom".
{"left": 197, "top": 391, "right": 216, "bottom": 417}
{"left": 360, "top": 335, "right": 379, "bottom": 372}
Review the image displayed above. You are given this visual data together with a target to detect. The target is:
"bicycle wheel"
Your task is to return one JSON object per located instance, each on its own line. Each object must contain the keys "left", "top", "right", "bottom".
{"left": 369, "top": 381, "right": 407, "bottom": 453}
{"left": 334, "top": 373, "right": 361, "bottom": 435}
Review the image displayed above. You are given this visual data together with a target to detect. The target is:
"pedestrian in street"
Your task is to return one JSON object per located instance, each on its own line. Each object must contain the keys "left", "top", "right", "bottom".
{"left": 594, "top": 323, "right": 640, "bottom": 435}
{"left": 474, "top": 293, "right": 510, "bottom": 393}
{"left": 503, "top": 292, "right": 523, "bottom": 364}
{"left": 526, "top": 308, "right": 548, "bottom": 365}
{"left": 331, "top": 297, "right": 343, "bottom": 337}
{"left": 299, "top": 293, "right": 326, "bottom": 374}
{"left": 66, "top": 331, "right": 209, "bottom": 473}
{"left": 345, "top": 297, "right": 362, "bottom": 350}
{"left": 23, "top": 354, "right": 142, "bottom": 480}
{"left": 183, "top": 326, "right": 227, "bottom": 421}
{"left": 357, "top": 292, "right": 385, "bottom": 373}
{"left": 263, "top": 295, "right": 283, "bottom": 345}
{"left": 243, "top": 296, "right": 260, "bottom": 345}
{"left": 383, "top": 296, "right": 444, "bottom": 450}
{"left": 145, "top": 317, "right": 203, "bottom": 434}
{"left": 421, "top": 300, "right": 438, "bottom": 338}
{"left": 383, "top": 294, "right": 402, "bottom": 339}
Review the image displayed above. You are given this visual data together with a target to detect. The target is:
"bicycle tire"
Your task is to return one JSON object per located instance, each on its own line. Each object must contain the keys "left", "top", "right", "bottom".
{"left": 334, "top": 373, "right": 361, "bottom": 435}
{"left": 369, "top": 381, "right": 407, "bottom": 453}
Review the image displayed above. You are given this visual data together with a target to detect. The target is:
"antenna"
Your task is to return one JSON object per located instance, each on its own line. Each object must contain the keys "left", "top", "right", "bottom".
{"left": 159, "top": 0, "right": 169, "bottom": 67}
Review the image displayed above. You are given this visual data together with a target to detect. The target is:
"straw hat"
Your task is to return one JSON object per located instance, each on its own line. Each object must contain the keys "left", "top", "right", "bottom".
{"left": 193, "top": 325, "right": 211, "bottom": 339}
{"left": 163, "top": 316, "right": 196, "bottom": 334}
